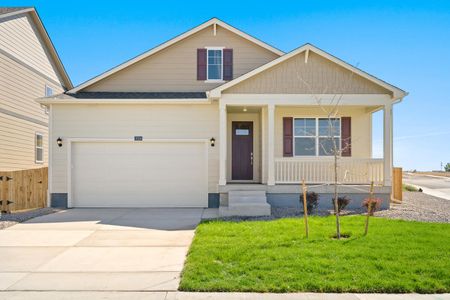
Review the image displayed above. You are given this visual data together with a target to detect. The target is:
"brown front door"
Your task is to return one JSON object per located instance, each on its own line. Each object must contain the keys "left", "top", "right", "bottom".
{"left": 232, "top": 121, "right": 253, "bottom": 180}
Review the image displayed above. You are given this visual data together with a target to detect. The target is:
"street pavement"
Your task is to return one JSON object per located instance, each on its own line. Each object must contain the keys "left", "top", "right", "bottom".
{"left": 403, "top": 173, "right": 450, "bottom": 200}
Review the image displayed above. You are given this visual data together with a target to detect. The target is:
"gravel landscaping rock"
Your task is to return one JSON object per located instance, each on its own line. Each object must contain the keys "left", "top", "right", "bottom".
{"left": 215, "top": 192, "right": 450, "bottom": 223}
{"left": 0, "top": 207, "right": 58, "bottom": 229}
{"left": 375, "top": 191, "right": 450, "bottom": 223}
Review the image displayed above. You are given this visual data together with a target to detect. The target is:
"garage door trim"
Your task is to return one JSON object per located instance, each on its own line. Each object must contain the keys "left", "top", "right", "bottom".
{"left": 66, "top": 138, "right": 209, "bottom": 208}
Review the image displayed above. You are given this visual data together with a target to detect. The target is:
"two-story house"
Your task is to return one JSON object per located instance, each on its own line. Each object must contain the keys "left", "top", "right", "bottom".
{"left": 0, "top": 7, "right": 72, "bottom": 171}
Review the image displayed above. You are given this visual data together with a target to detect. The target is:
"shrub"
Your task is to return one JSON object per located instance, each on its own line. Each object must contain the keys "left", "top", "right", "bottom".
{"left": 332, "top": 196, "right": 351, "bottom": 213}
{"left": 445, "top": 163, "right": 450, "bottom": 172}
{"left": 362, "top": 197, "right": 383, "bottom": 215}
{"left": 300, "top": 192, "right": 319, "bottom": 213}
{"left": 403, "top": 184, "right": 418, "bottom": 192}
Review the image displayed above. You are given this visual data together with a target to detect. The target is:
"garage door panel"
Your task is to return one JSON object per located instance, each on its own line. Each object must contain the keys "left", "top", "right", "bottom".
{"left": 71, "top": 141, "right": 207, "bottom": 207}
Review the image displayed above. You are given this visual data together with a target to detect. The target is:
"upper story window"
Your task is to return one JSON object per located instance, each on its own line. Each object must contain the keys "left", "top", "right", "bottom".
{"left": 45, "top": 85, "right": 53, "bottom": 97}
{"left": 207, "top": 48, "right": 223, "bottom": 81}
{"left": 294, "top": 118, "right": 341, "bottom": 156}
{"left": 197, "top": 47, "right": 233, "bottom": 81}
{"left": 35, "top": 133, "right": 44, "bottom": 163}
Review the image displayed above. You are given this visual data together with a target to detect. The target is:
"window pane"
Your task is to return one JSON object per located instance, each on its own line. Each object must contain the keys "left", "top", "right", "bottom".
{"left": 36, "top": 134, "right": 43, "bottom": 147}
{"left": 36, "top": 148, "right": 43, "bottom": 162}
{"left": 319, "top": 118, "right": 340, "bottom": 136}
{"left": 294, "top": 118, "right": 316, "bottom": 136}
{"left": 319, "top": 137, "right": 340, "bottom": 156}
{"left": 207, "top": 49, "right": 222, "bottom": 80}
{"left": 208, "top": 65, "right": 221, "bottom": 79}
{"left": 295, "top": 137, "right": 316, "bottom": 156}
{"left": 45, "top": 86, "right": 53, "bottom": 97}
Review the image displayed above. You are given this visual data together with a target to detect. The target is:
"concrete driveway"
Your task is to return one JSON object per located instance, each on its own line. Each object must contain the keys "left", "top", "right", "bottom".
{"left": 0, "top": 208, "right": 204, "bottom": 291}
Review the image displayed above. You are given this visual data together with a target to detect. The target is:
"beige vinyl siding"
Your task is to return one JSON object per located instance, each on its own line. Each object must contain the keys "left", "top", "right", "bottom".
{"left": 225, "top": 51, "right": 391, "bottom": 95}
{"left": 85, "top": 24, "right": 280, "bottom": 92}
{"left": 0, "top": 113, "right": 48, "bottom": 170}
{"left": 0, "top": 14, "right": 60, "bottom": 82}
{"left": 0, "top": 21, "right": 64, "bottom": 171}
{"left": 50, "top": 103, "right": 220, "bottom": 194}
{"left": 274, "top": 106, "right": 372, "bottom": 159}
{"left": 0, "top": 53, "right": 63, "bottom": 123}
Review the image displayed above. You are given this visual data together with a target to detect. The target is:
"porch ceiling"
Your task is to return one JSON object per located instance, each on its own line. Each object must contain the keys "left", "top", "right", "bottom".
{"left": 226, "top": 106, "right": 262, "bottom": 113}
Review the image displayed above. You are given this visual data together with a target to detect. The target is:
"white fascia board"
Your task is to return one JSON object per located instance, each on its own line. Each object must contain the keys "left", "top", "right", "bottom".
{"left": 219, "top": 94, "right": 392, "bottom": 106}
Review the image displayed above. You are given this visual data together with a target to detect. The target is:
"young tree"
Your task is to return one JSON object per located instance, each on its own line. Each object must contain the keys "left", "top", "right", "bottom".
{"left": 295, "top": 81, "right": 352, "bottom": 239}
{"left": 296, "top": 63, "right": 355, "bottom": 240}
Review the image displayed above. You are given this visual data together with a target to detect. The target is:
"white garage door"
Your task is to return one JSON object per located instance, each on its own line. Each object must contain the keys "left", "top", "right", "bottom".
{"left": 70, "top": 141, "right": 207, "bottom": 207}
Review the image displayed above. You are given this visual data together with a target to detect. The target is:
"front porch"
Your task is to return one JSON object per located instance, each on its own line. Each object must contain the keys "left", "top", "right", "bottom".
{"left": 218, "top": 95, "right": 393, "bottom": 189}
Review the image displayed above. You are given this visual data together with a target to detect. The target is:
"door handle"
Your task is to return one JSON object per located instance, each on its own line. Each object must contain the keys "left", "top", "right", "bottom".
{"left": 250, "top": 152, "right": 254, "bottom": 166}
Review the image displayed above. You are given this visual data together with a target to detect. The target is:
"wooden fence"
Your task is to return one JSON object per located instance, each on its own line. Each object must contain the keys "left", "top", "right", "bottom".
{"left": 392, "top": 167, "right": 402, "bottom": 202}
{"left": 0, "top": 167, "right": 48, "bottom": 213}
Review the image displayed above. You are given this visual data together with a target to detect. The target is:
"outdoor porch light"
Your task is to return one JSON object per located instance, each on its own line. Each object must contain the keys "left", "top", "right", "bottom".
{"left": 56, "top": 137, "right": 63, "bottom": 147}
{"left": 243, "top": 107, "right": 247, "bottom": 112}
{"left": 210, "top": 137, "right": 215, "bottom": 147}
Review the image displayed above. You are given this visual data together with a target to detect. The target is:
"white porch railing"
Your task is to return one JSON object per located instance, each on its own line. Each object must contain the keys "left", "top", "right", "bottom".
{"left": 275, "top": 157, "right": 384, "bottom": 185}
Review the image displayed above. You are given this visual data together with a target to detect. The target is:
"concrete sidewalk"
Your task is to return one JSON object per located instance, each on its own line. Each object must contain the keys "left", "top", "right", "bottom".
{"left": 0, "top": 291, "right": 448, "bottom": 300}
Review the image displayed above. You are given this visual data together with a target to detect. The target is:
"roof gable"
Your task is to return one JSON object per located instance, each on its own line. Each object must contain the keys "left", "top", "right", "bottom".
{"left": 0, "top": 7, "right": 72, "bottom": 89}
{"left": 211, "top": 44, "right": 407, "bottom": 99}
{"left": 70, "top": 18, "right": 284, "bottom": 93}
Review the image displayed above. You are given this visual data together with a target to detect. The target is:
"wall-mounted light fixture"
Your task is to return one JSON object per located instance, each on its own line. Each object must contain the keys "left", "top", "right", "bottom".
{"left": 56, "top": 137, "right": 63, "bottom": 147}
{"left": 243, "top": 107, "right": 247, "bottom": 112}
{"left": 210, "top": 137, "right": 215, "bottom": 147}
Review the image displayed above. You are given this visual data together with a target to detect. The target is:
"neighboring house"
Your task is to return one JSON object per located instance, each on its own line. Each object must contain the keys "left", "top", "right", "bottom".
{"left": 0, "top": 7, "right": 72, "bottom": 171}
{"left": 39, "top": 18, "right": 407, "bottom": 214}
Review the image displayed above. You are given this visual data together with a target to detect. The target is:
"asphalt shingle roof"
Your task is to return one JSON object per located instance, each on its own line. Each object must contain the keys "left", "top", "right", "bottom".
{"left": 0, "top": 7, "right": 31, "bottom": 16}
{"left": 64, "top": 92, "right": 207, "bottom": 99}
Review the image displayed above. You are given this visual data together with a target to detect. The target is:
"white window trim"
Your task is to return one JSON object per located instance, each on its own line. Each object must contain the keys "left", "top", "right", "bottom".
{"left": 45, "top": 84, "right": 53, "bottom": 97}
{"left": 205, "top": 47, "right": 225, "bottom": 82}
{"left": 35, "top": 132, "right": 44, "bottom": 164}
{"left": 293, "top": 117, "right": 341, "bottom": 157}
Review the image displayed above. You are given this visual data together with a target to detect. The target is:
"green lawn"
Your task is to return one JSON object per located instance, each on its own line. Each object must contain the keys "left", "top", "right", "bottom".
{"left": 180, "top": 216, "right": 450, "bottom": 293}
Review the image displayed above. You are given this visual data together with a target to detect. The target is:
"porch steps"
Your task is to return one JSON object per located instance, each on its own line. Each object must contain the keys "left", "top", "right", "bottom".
{"left": 219, "top": 191, "right": 271, "bottom": 217}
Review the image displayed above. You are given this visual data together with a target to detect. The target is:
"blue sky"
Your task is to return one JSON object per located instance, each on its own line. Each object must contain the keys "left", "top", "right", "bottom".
{"left": 5, "top": 0, "right": 450, "bottom": 170}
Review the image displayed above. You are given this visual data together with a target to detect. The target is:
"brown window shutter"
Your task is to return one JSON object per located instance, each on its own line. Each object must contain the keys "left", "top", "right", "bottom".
{"left": 341, "top": 117, "right": 351, "bottom": 157}
{"left": 223, "top": 49, "right": 233, "bottom": 81}
{"left": 197, "top": 49, "right": 207, "bottom": 80}
{"left": 283, "top": 117, "right": 293, "bottom": 157}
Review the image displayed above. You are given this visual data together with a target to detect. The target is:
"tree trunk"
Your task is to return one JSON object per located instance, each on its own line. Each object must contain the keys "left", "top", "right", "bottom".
{"left": 334, "top": 153, "right": 341, "bottom": 239}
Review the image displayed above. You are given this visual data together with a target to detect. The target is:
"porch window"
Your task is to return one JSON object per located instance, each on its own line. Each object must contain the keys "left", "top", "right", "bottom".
{"left": 207, "top": 48, "right": 223, "bottom": 80}
{"left": 294, "top": 118, "right": 341, "bottom": 156}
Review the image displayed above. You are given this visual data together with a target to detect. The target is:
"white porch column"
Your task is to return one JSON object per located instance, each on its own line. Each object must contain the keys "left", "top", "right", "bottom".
{"left": 383, "top": 102, "right": 393, "bottom": 186}
{"left": 267, "top": 104, "right": 275, "bottom": 185}
{"left": 219, "top": 104, "right": 227, "bottom": 186}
